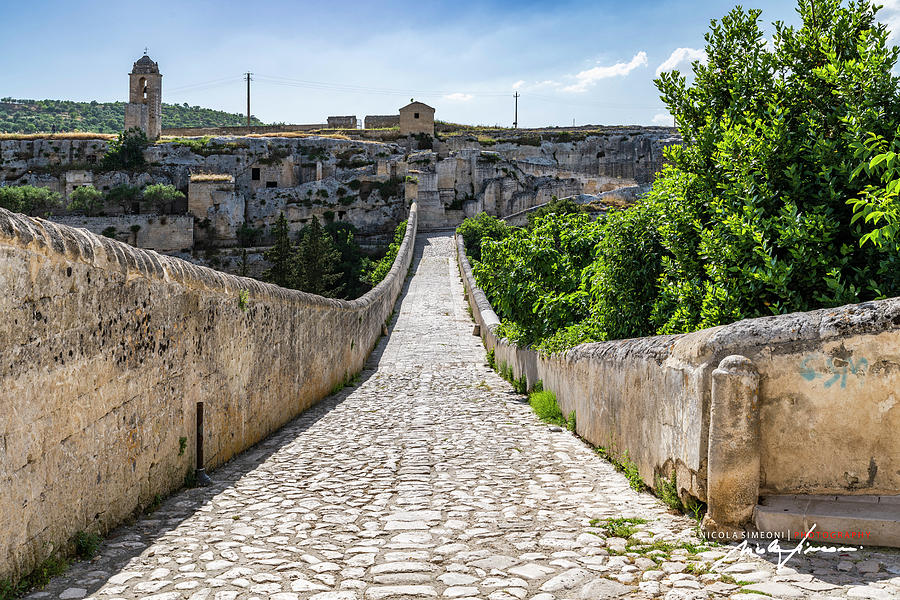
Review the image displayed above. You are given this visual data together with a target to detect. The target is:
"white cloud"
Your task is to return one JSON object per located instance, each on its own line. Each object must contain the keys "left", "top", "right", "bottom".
{"left": 562, "top": 52, "right": 648, "bottom": 93}
{"left": 880, "top": 0, "right": 900, "bottom": 40}
{"left": 655, "top": 47, "right": 707, "bottom": 76}
{"left": 444, "top": 92, "right": 473, "bottom": 102}
{"left": 512, "top": 80, "right": 525, "bottom": 89}
{"left": 652, "top": 112, "right": 674, "bottom": 126}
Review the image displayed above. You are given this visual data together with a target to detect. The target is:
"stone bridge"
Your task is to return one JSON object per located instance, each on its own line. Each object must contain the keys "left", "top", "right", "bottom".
{"left": 1, "top": 207, "right": 900, "bottom": 599}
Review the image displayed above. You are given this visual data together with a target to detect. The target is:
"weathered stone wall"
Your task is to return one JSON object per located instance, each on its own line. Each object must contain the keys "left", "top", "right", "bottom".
{"left": 364, "top": 115, "right": 400, "bottom": 129}
{"left": 0, "top": 203, "right": 417, "bottom": 581}
{"left": 49, "top": 214, "right": 194, "bottom": 252}
{"left": 457, "top": 236, "right": 900, "bottom": 530}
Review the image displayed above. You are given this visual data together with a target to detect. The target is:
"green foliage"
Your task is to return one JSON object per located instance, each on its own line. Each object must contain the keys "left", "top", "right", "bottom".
{"left": 456, "top": 212, "right": 511, "bottom": 262}
{"left": 363, "top": 220, "right": 407, "bottom": 286}
{"left": 598, "top": 517, "right": 647, "bottom": 539}
{"left": 646, "top": 0, "right": 900, "bottom": 332}
{"left": 142, "top": 183, "right": 184, "bottom": 214}
{"left": 848, "top": 132, "right": 900, "bottom": 251}
{"left": 101, "top": 128, "right": 148, "bottom": 170}
{"left": 262, "top": 214, "right": 350, "bottom": 299}
{"left": 528, "top": 390, "right": 565, "bottom": 426}
{"left": 238, "top": 289, "right": 250, "bottom": 312}
{"left": 74, "top": 531, "right": 101, "bottom": 560}
{"left": 0, "top": 185, "right": 61, "bottom": 216}
{"left": 178, "top": 436, "right": 187, "bottom": 456}
{"left": 262, "top": 214, "right": 295, "bottom": 288}
{"left": 101, "top": 226, "right": 118, "bottom": 238}
{"left": 526, "top": 196, "right": 586, "bottom": 229}
{"left": 106, "top": 183, "right": 141, "bottom": 214}
{"left": 0, "top": 554, "right": 68, "bottom": 600}
{"left": 462, "top": 0, "right": 900, "bottom": 353}
{"left": 374, "top": 176, "right": 402, "bottom": 199}
{"left": 486, "top": 348, "right": 496, "bottom": 370}
{"left": 325, "top": 221, "right": 371, "bottom": 299}
{"left": 0, "top": 98, "right": 263, "bottom": 133}
{"left": 295, "top": 216, "right": 345, "bottom": 297}
{"left": 68, "top": 185, "right": 104, "bottom": 215}
{"left": 655, "top": 473, "right": 684, "bottom": 512}
{"left": 473, "top": 212, "right": 603, "bottom": 351}
{"left": 237, "top": 221, "right": 262, "bottom": 247}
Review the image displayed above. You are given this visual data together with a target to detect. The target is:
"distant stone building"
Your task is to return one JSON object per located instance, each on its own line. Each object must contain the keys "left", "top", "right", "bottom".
{"left": 124, "top": 54, "right": 162, "bottom": 140}
{"left": 399, "top": 101, "right": 435, "bottom": 136}
{"left": 327, "top": 115, "right": 357, "bottom": 129}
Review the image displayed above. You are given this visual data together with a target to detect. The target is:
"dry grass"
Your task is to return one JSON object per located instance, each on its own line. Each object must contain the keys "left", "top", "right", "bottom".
{"left": 190, "top": 173, "right": 233, "bottom": 182}
{"left": 244, "top": 131, "right": 350, "bottom": 140}
{"left": 0, "top": 132, "right": 117, "bottom": 141}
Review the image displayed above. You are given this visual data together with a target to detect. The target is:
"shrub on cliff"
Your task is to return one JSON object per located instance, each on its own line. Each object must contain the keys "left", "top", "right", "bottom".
{"left": 0, "top": 184, "right": 61, "bottom": 216}
{"left": 67, "top": 185, "right": 104, "bottom": 216}
{"left": 142, "top": 183, "right": 184, "bottom": 214}
{"left": 363, "top": 220, "right": 407, "bottom": 286}
{"left": 101, "top": 127, "right": 148, "bottom": 170}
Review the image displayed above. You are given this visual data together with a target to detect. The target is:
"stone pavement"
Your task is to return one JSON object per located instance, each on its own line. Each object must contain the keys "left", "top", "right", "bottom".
{"left": 26, "top": 233, "right": 900, "bottom": 600}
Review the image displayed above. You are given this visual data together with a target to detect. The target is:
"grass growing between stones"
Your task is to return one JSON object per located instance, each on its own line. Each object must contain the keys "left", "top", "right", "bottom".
{"left": 529, "top": 390, "right": 566, "bottom": 426}
{"left": 0, "top": 555, "right": 69, "bottom": 600}
{"left": 655, "top": 473, "right": 684, "bottom": 512}
{"left": 73, "top": 531, "right": 102, "bottom": 560}
{"left": 597, "top": 446, "right": 646, "bottom": 492}
{"left": 592, "top": 517, "right": 648, "bottom": 538}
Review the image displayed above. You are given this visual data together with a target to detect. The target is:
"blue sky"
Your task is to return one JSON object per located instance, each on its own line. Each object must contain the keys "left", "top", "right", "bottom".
{"left": 1, "top": 1, "right": 898, "bottom": 128}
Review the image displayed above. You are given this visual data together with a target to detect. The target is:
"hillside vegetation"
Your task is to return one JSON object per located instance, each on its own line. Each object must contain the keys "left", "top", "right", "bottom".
{"left": 0, "top": 98, "right": 264, "bottom": 133}
{"left": 460, "top": 0, "right": 900, "bottom": 354}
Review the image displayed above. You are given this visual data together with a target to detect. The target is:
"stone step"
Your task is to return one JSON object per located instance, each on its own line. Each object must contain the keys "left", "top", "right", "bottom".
{"left": 754, "top": 494, "right": 900, "bottom": 548}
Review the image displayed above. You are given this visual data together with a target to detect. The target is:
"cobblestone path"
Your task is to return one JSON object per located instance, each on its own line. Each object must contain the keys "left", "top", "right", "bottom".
{"left": 28, "top": 234, "right": 900, "bottom": 600}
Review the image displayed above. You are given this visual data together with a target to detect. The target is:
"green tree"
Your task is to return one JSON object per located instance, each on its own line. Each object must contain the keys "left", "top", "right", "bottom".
{"left": 102, "top": 128, "right": 148, "bottom": 170}
{"left": 262, "top": 213, "right": 296, "bottom": 288}
{"left": 295, "top": 216, "right": 344, "bottom": 298}
{"left": 106, "top": 184, "right": 141, "bottom": 214}
{"left": 526, "top": 196, "right": 585, "bottom": 229}
{"left": 0, "top": 185, "right": 61, "bottom": 216}
{"left": 142, "top": 183, "right": 184, "bottom": 214}
{"left": 364, "top": 220, "right": 407, "bottom": 286}
{"left": 67, "top": 185, "right": 104, "bottom": 216}
{"left": 636, "top": 0, "right": 900, "bottom": 334}
{"left": 324, "top": 221, "right": 369, "bottom": 299}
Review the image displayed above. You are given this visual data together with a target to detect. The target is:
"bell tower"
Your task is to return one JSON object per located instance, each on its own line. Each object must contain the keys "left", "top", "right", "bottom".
{"left": 124, "top": 53, "right": 162, "bottom": 139}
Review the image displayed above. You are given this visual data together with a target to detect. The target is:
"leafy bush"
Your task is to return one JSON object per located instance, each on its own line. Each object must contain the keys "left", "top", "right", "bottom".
{"left": 363, "top": 220, "right": 407, "bottom": 286}
{"left": 67, "top": 185, "right": 103, "bottom": 216}
{"left": 0, "top": 185, "right": 61, "bottom": 215}
{"left": 143, "top": 183, "right": 184, "bottom": 214}
{"left": 456, "top": 212, "right": 511, "bottom": 262}
{"left": 101, "top": 128, "right": 148, "bottom": 170}
{"left": 461, "top": 0, "right": 900, "bottom": 354}
{"left": 473, "top": 212, "right": 603, "bottom": 350}
{"left": 106, "top": 183, "right": 141, "bottom": 214}
{"left": 526, "top": 196, "right": 585, "bottom": 229}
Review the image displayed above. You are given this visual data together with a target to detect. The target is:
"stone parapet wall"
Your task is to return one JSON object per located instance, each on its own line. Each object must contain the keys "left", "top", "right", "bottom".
{"left": 0, "top": 203, "right": 417, "bottom": 581}
{"left": 457, "top": 235, "right": 900, "bottom": 533}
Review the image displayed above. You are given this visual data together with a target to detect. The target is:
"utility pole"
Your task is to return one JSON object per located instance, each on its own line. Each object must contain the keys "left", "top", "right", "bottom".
{"left": 245, "top": 72, "right": 252, "bottom": 127}
{"left": 513, "top": 92, "right": 520, "bottom": 129}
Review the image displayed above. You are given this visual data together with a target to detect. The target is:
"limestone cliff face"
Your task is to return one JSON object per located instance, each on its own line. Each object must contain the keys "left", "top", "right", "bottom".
{"left": 0, "top": 126, "right": 679, "bottom": 242}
